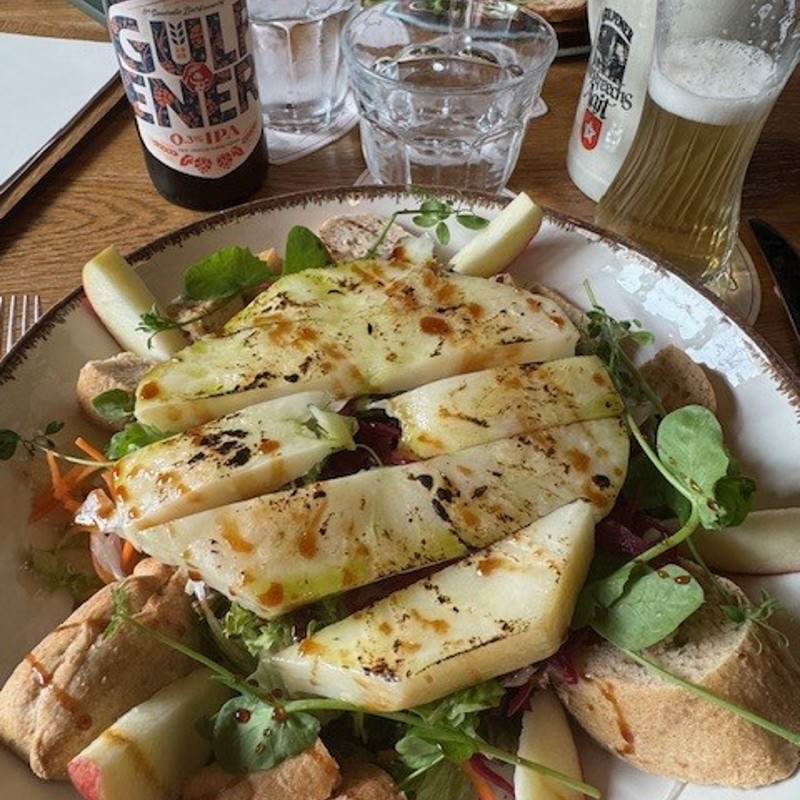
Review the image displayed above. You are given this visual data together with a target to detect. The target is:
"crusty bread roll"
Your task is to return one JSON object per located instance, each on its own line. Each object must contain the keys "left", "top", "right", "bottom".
{"left": 524, "top": 0, "right": 587, "bottom": 23}
{"left": 0, "top": 559, "right": 201, "bottom": 780}
{"left": 316, "top": 214, "right": 411, "bottom": 264}
{"left": 76, "top": 351, "right": 154, "bottom": 431}
{"left": 182, "top": 739, "right": 339, "bottom": 800}
{"left": 640, "top": 344, "right": 718, "bottom": 414}
{"left": 556, "top": 569, "right": 800, "bottom": 786}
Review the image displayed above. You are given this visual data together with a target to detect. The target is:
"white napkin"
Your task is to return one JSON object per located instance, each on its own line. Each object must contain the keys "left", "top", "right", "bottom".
{"left": 0, "top": 33, "right": 118, "bottom": 193}
{"left": 265, "top": 93, "right": 359, "bottom": 166}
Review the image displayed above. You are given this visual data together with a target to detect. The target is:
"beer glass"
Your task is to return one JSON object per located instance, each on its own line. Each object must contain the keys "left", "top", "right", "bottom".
{"left": 595, "top": 0, "right": 800, "bottom": 286}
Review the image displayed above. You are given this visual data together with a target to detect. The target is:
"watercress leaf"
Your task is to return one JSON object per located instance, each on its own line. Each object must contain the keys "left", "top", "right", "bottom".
{"left": 435, "top": 221, "right": 451, "bottom": 245}
{"left": 657, "top": 407, "right": 725, "bottom": 522}
{"left": 92, "top": 389, "right": 135, "bottom": 424}
{"left": 412, "top": 213, "right": 439, "bottom": 228}
{"left": 44, "top": 420, "right": 64, "bottom": 435}
{"left": 396, "top": 734, "right": 443, "bottom": 770}
{"left": 573, "top": 560, "right": 636, "bottom": 629}
{"left": 0, "top": 430, "right": 21, "bottom": 460}
{"left": 592, "top": 563, "right": 705, "bottom": 650}
{"left": 623, "top": 453, "right": 692, "bottom": 523}
{"left": 414, "top": 759, "right": 473, "bottom": 800}
{"left": 283, "top": 226, "right": 333, "bottom": 276}
{"left": 657, "top": 406, "right": 752, "bottom": 529}
{"left": 713, "top": 473, "right": 756, "bottom": 528}
{"left": 213, "top": 696, "right": 320, "bottom": 773}
{"left": 184, "top": 246, "right": 271, "bottom": 300}
{"left": 420, "top": 199, "right": 450, "bottom": 215}
{"left": 456, "top": 213, "right": 489, "bottom": 230}
{"left": 106, "top": 422, "right": 169, "bottom": 460}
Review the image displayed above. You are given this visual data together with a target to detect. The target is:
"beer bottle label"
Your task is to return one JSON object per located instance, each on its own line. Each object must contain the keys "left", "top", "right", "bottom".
{"left": 107, "top": 0, "right": 263, "bottom": 179}
{"left": 581, "top": 7, "right": 636, "bottom": 152}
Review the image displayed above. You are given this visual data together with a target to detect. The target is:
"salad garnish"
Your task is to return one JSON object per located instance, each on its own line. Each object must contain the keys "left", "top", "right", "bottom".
{"left": 0, "top": 420, "right": 63, "bottom": 460}
{"left": 104, "top": 588, "right": 602, "bottom": 798}
{"left": 366, "top": 198, "right": 488, "bottom": 257}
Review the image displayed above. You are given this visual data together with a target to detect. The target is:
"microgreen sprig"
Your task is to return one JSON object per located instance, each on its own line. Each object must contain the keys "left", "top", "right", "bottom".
{"left": 105, "top": 589, "right": 600, "bottom": 798}
{"left": 365, "top": 199, "right": 488, "bottom": 259}
{"left": 0, "top": 420, "right": 63, "bottom": 460}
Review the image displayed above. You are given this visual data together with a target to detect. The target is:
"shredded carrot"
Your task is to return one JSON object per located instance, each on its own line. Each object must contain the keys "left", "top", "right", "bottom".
{"left": 462, "top": 762, "right": 496, "bottom": 800}
{"left": 45, "top": 451, "right": 68, "bottom": 502}
{"left": 74, "top": 436, "right": 107, "bottom": 463}
{"left": 121, "top": 540, "right": 143, "bottom": 575}
{"left": 29, "top": 456, "right": 105, "bottom": 522}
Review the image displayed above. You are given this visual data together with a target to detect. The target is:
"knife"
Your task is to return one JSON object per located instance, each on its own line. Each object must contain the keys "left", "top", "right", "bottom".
{"left": 749, "top": 218, "right": 800, "bottom": 340}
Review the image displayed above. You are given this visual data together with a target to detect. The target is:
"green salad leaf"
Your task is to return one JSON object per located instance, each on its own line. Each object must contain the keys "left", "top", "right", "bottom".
{"left": 213, "top": 695, "right": 321, "bottom": 773}
{"left": 221, "top": 604, "right": 294, "bottom": 657}
{"left": 106, "top": 422, "right": 169, "bottom": 459}
{"left": 657, "top": 405, "right": 756, "bottom": 529}
{"left": 586, "top": 563, "right": 705, "bottom": 650}
{"left": 283, "top": 226, "right": 333, "bottom": 275}
{"left": 183, "top": 246, "right": 272, "bottom": 301}
{"left": 92, "top": 389, "right": 135, "bottom": 425}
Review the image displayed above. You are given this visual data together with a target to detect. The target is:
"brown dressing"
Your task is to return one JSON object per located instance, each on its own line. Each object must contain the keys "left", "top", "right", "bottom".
{"left": 259, "top": 582, "right": 285, "bottom": 607}
{"left": 24, "top": 653, "right": 93, "bottom": 731}
{"left": 139, "top": 381, "right": 160, "bottom": 400}
{"left": 599, "top": 682, "right": 635, "bottom": 755}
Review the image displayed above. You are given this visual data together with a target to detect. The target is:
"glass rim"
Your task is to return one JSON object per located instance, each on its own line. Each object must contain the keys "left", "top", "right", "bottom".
{"left": 341, "top": 0, "right": 558, "bottom": 95}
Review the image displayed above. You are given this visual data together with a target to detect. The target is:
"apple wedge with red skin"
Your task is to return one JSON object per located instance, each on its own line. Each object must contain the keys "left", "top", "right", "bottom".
{"left": 690, "top": 508, "right": 800, "bottom": 575}
{"left": 449, "top": 192, "right": 544, "bottom": 278}
{"left": 515, "top": 689, "right": 584, "bottom": 800}
{"left": 68, "top": 669, "right": 231, "bottom": 800}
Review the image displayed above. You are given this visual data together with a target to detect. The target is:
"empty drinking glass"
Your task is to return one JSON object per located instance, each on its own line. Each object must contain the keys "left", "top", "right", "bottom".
{"left": 342, "top": 0, "right": 557, "bottom": 193}
{"left": 247, "top": 0, "right": 355, "bottom": 131}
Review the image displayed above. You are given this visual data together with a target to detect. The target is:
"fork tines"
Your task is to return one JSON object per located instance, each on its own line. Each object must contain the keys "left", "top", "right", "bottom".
{"left": 2, "top": 293, "right": 42, "bottom": 356}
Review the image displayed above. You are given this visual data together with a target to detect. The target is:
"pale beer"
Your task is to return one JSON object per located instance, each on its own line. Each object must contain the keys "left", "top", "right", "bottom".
{"left": 596, "top": 38, "right": 778, "bottom": 282}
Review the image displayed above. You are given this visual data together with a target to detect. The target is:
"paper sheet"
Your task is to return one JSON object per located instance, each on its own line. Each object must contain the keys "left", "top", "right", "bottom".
{"left": 0, "top": 33, "right": 118, "bottom": 193}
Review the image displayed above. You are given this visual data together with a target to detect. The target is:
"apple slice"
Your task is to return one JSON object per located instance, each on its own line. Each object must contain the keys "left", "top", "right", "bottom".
{"left": 515, "top": 689, "right": 584, "bottom": 800}
{"left": 690, "top": 507, "right": 800, "bottom": 575}
{"left": 68, "top": 669, "right": 232, "bottom": 800}
{"left": 449, "top": 192, "right": 543, "bottom": 277}
{"left": 82, "top": 246, "right": 187, "bottom": 361}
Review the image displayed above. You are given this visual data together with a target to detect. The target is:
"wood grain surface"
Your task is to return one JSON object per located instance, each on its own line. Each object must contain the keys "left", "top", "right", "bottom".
{"left": 0, "top": 0, "right": 798, "bottom": 377}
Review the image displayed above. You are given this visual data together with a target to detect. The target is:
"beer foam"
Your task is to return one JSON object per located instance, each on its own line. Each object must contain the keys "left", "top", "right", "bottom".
{"left": 650, "top": 38, "right": 778, "bottom": 126}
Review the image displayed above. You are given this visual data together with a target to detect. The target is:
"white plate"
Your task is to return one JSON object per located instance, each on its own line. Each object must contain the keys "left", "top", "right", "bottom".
{"left": 1, "top": 187, "right": 799, "bottom": 800}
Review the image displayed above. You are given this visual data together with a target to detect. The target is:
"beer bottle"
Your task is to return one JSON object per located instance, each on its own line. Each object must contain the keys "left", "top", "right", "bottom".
{"left": 104, "top": 0, "right": 268, "bottom": 210}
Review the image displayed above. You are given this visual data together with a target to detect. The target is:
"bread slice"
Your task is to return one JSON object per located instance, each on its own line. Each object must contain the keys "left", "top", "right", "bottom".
{"left": 76, "top": 351, "right": 154, "bottom": 431}
{"left": 639, "top": 344, "right": 717, "bottom": 414}
{"left": 0, "top": 560, "right": 201, "bottom": 780}
{"left": 316, "top": 214, "right": 410, "bottom": 263}
{"left": 556, "top": 569, "right": 800, "bottom": 787}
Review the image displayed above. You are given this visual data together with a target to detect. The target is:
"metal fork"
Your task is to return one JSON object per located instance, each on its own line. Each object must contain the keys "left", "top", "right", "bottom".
{"left": 1, "top": 293, "right": 42, "bottom": 356}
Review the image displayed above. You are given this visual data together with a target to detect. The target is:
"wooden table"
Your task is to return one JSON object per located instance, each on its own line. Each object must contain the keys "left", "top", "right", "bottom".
{"left": 1, "top": 0, "right": 799, "bottom": 378}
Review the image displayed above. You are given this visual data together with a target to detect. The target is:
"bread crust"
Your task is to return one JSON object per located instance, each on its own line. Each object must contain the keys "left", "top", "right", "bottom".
{"left": 0, "top": 560, "right": 201, "bottom": 779}
{"left": 557, "top": 574, "right": 800, "bottom": 786}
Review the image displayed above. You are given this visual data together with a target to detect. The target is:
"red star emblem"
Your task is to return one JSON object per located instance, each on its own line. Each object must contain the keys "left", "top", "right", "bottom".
{"left": 581, "top": 109, "right": 602, "bottom": 150}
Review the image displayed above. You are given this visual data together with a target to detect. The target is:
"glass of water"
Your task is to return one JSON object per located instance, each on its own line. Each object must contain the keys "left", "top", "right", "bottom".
{"left": 342, "top": 0, "right": 557, "bottom": 192}
{"left": 247, "top": 0, "right": 356, "bottom": 131}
